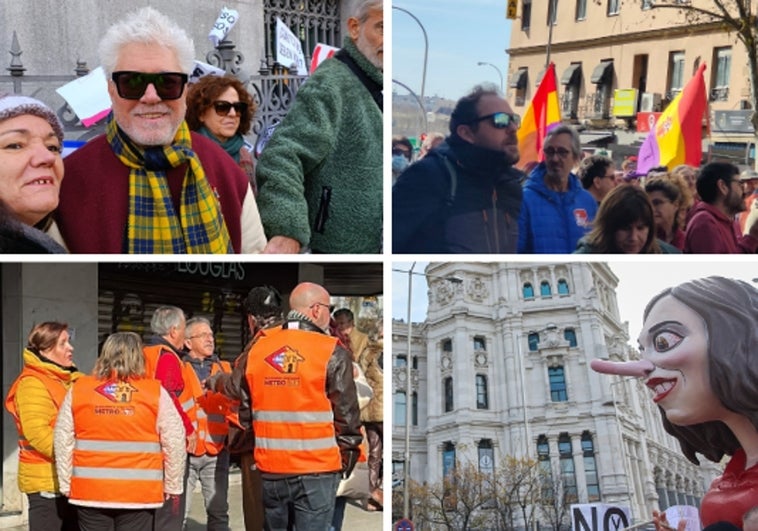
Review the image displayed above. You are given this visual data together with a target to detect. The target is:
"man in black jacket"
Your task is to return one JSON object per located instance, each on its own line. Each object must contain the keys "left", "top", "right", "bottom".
{"left": 393, "top": 85, "right": 524, "bottom": 253}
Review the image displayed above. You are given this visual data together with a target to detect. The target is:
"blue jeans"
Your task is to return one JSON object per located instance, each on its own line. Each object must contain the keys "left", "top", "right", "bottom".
{"left": 184, "top": 450, "right": 230, "bottom": 531}
{"left": 330, "top": 496, "right": 347, "bottom": 531}
{"left": 262, "top": 472, "right": 340, "bottom": 531}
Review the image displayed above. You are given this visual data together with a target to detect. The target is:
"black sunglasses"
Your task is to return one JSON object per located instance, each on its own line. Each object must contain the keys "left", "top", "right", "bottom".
{"left": 468, "top": 112, "right": 521, "bottom": 129}
{"left": 213, "top": 100, "right": 248, "bottom": 117}
{"left": 111, "top": 71, "right": 188, "bottom": 100}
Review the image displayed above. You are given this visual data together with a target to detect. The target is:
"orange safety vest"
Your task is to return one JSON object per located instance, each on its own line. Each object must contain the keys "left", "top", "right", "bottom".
{"left": 247, "top": 327, "right": 342, "bottom": 475}
{"left": 184, "top": 359, "right": 234, "bottom": 456}
{"left": 5, "top": 367, "right": 69, "bottom": 466}
{"left": 69, "top": 375, "right": 164, "bottom": 505}
{"left": 143, "top": 344, "right": 198, "bottom": 431}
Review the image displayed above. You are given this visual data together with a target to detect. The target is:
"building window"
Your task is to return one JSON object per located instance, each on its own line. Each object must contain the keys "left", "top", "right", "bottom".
{"left": 442, "top": 339, "right": 453, "bottom": 352}
{"left": 564, "top": 328, "right": 577, "bottom": 347}
{"left": 412, "top": 392, "right": 418, "bottom": 426}
{"left": 559, "top": 433, "right": 578, "bottom": 503}
{"left": 528, "top": 332, "right": 540, "bottom": 351}
{"left": 521, "top": 0, "right": 532, "bottom": 31}
{"left": 395, "top": 355, "right": 407, "bottom": 368}
{"left": 523, "top": 282, "right": 535, "bottom": 298}
{"left": 537, "top": 435, "right": 553, "bottom": 498}
{"left": 540, "top": 281, "right": 552, "bottom": 297}
{"left": 394, "top": 392, "right": 406, "bottom": 426}
{"left": 607, "top": 0, "right": 620, "bottom": 15}
{"left": 476, "top": 374, "right": 489, "bottom": 409}
{"left": 442, "top": 441, "right": 456, "bottom": 506}
{"left": 478, "top": 439, "right": 494, "bottom": 475}
{"left": 547, "top": 0, "right": 558, "bottom": 25}
{"left": 582, "top": 431, "right": 601, "bottom": 501}
{"left": 668, "top": 51, "right": 685, "bottom": 96}
{"left": 444, "top": 376, "right": 454, "bottom": 412}
{"left": 557, "top": 279, "right": 570, "bottom": 295}
{"left": 474, "top": 336, "right": 486, "bottom": 351}
{"left": 712, "top": 47, "right": 731, "bottom": 101}
{"left": 575, "top": 0, "right": 587, "bottom": 20}
{"left": 549, "top": 366, "right": 568, "bottom": 402}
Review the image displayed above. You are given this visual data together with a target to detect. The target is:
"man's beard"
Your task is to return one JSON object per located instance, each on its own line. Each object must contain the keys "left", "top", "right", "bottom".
{"left": 356, "top": 31, "right": 382, "bottom": 71}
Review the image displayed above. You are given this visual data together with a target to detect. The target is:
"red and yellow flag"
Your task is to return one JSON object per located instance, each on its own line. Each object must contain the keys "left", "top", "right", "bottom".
{"left": 516, "top": 62, "right": 562, "bottom": 171}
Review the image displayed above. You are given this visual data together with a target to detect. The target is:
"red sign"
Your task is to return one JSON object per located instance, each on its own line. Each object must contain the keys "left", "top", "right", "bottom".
{"left": 637, "top": 112, "right": 662, "bottom": 133}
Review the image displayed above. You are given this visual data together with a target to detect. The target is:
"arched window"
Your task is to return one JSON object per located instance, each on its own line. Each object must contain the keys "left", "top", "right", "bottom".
{"left": 394, "top": 355, "right": 407, "bottom": 368}
{"left": 474, "top": 336, "right": 486, "bottom": 351}
{"left": 558, "top": 279, "right": 570, "bottom": 295}
{"left": 523, "top": 282, "right": 534, "bottom": 298}
{"left": 476, "top": 374, "right": 489, "bottom": 409}
{"left": 444, "top": 376, "right": 454, "bottom": 412}
{"left": 478, "top": 439, "right": 494, "bottom": 475}
{"left": 442, "top": 339, "right": 453, "bottom": 352}
{"left": 412, "top": 392, "right": 418, "bottom": 426}
{"left": 559, "top": 433, "right": 578, "bottom": 502}
{"left": 564, "top": 328, "right": 577, "bottom": 347}
{"left": 393, "top": 392, "right": 406, "bottom": 426}
{"left": 540, "top": 281, "right": 552, "bottom": 297}
{"left": 528, "top": 332, "right": 540, "bottom": 351}
{"left": 549, "top": 366, "right": 568, "bottom": 401}
{"left": 536, "top": 435, "right": 553, "bottom": 498}
{"left": 582, "top": 431, "right": 600, "bottom": 501}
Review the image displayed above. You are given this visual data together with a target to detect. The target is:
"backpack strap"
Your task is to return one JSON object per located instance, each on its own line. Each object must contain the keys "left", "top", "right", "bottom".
{"left": 334, "top": 49, "right": 382, "bottom": 111}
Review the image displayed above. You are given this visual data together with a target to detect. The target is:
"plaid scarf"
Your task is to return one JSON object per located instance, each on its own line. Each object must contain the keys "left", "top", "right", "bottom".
{"left": 106, "top": 114, "right": 233, "bottom": 254}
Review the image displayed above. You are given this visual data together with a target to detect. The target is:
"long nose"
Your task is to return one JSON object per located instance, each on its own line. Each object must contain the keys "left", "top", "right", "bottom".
{"left": 590, "top": 358, "right": 655, "bottom": 377}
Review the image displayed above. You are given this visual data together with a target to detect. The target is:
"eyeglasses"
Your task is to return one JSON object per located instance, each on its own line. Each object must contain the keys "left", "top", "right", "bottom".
{"left": 213, "top": 100, "right": 248, "bottom": 117}
{"left": 309, "top": 302, "right": 330, "bottom": 311}
{"left": 543, "top": 147, "right": 572, "bottom": 159}
{"left": 188, "top": 332, "right": 214, "bottom": 340}
{"left": 111, "top": 71, "right": 188, "bottom": 100}
{"left": 468, "top": 112, "right": 521, "bottom": 129}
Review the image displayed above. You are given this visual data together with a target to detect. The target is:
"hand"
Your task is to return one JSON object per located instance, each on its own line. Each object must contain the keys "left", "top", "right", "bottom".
{"left": 652, "top": 510, "right": 684, "bottom": 531}
{"left": 745, "top": 197, "right": 758, "bottom": 237}
{"left": 263, "top": 236, "right": 301, "bottom": 254}
{"left": 165, "top": 493, "right": 181, "bottom": 514}
{"left": 341, "top": 448, "right": 359, "bottom": 479}
{"left": 186, "top": 431, "right": 198, "bottom": 454}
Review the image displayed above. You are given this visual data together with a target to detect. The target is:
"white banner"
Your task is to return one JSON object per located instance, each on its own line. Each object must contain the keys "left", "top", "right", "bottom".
{"left": 189, "top": 60, "right": 227, "bottom": 84}
{"left": 209, "top": 7, "right": 239, "bottom": 47}
{"left": 310, "top": 43, "right": 339, "bottom": 74}
{"left": 55, "top": 66, "right": 110, "bottom": 127}
{"left": 275, "top": 18, "right": 307, "bottom": 75}
{"left": 571, "top": 504, "right": 631, "bottom": 531}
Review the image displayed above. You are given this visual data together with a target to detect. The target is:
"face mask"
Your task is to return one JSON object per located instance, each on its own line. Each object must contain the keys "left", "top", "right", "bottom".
{"left": 392, "top": 154, "right": 409, "bottom": 173}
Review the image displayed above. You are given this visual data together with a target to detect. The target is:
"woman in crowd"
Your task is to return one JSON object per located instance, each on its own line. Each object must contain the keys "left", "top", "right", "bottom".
{"left": 574, "top": 184, "right": 680, "bottom": 253}
{"left": 644, "top": 174, "right": 689, "bottom": 251}
{"left": 0, "top": 94, "right": 67, "bottom": 252}
{"left": 54, "top": 332, "right": 186, "bottom": 531}
{"left": 185, "top": 76, "right": 258, "bottom": 195}
{"left": 4, "top": 322, "right": 81, "bottom": 530}
{"left": 591, "top": 277, "right": 758, "bottom": 529}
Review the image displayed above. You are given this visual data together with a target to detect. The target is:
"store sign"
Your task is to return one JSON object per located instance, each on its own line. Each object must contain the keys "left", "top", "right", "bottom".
{"left": 637, "top": 112, "right": 661, "bottom": 133}
{"left": 712, "top": 110, "right": 754, "bottom": 133}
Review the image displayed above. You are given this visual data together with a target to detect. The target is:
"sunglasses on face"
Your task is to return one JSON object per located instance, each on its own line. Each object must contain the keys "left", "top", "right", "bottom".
{"left": 213, "top": 100, "right": 248, "bottom": 117}
{"left": 111, "top": 71, "right": 188, "bottom": 100}
{"left": 468, "top": 112, "right": 521, "bottom": 129}
{"left": 543, "top": 147, "right": 572, "bottom": 158}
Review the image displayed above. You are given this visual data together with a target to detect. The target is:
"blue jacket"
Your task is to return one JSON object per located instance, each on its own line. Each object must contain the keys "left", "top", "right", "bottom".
{"left": 517, "top": 163, "right": 597, "bottom": 253}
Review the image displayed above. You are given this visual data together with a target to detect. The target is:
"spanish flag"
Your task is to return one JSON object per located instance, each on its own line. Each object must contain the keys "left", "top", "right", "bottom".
{"left": 637, "top": 62, "right": 707, "bottom": 174}
{"left": 516, "top": 62, "right": 562, "bottom": 170}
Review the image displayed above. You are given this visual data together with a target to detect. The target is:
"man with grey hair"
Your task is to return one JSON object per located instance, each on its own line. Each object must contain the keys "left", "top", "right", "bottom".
{"left": 518, "top": 124, "right": 598, "bottom": 253}
{"left": 56, "top": 7, "right": 266, "bottom": 254}
{"left": 181, "top": 317, "right": 231, "bottom": 531}
{"left": 255, "top": 0, "right": 383, "bottom": 253}
{"left": 144, "top": 305, "right": 195, "bottom": 531}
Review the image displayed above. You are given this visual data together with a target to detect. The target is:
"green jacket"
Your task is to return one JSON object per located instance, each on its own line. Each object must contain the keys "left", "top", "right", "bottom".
{"left": 255, "top": 37, "right": 383, "bottom": 253}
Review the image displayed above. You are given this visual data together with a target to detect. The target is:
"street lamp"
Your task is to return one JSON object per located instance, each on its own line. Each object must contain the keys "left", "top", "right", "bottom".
{"left": 477, "top": 61, "right": 504, "bottom": 93}
{"left": 394, "top": 265, "right": 462, "bottom": 520}
{"left": 393, "top": 6, "right": 428, "bottom": 105}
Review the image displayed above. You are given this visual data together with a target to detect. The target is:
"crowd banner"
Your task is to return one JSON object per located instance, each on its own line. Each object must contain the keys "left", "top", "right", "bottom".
{"left": 516, "top": 62, "right": 561, "bottom": 171}
{"left": 310, "top": 43, "right": 339, "bottom": 74}
{"left": 636, "top": 62, "right": 707, "bottom": 174}
{"left": 209, "top": 6, "right": 240, "bottom": 47}
{"left": 55, "top": 67, "right": 110, "bottom": 127}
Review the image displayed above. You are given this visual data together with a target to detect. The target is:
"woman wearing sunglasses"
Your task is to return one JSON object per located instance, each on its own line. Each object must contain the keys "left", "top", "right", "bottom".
{"left": 186, "top": 76, "right": 258, "bottom": 195}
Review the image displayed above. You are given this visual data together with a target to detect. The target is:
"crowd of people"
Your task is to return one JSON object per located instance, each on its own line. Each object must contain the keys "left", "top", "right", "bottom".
{"left": 0, "top": 0, "right": 383, "bottom": 254}
{"left": 392, "top": 85, "right": 758, "bottom": 254}
{"left": 5, "top": 282, "right": 384, "bottom": 531}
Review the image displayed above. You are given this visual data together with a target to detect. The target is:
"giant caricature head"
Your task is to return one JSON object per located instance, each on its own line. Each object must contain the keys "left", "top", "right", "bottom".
{"left": 591, "top": 276, "right": 758, "bottom": 465}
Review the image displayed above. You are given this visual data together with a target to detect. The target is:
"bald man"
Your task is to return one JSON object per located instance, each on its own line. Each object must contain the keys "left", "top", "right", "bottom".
{"left": 208, "top": 282, "right": 362, "bottom": 531}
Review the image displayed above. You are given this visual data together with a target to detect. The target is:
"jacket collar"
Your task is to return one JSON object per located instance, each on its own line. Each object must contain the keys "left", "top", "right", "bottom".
{"left": 23, "top": 348, "right": 79, "bottom": 381}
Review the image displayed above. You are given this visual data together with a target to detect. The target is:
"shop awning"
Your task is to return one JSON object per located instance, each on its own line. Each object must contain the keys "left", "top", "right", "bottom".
{"left": 579, "top": 131, "right": 615, "bottom": 145}
{"left": 591, "top": 61, "right": 614, "bottom": 84}
{"left": 561, "top": 64, "right": 582, "bottom": 86}
{"left": 535, "top": 67, "right": 546, "bottom": 86}
{"left": 509, "top": 68, "right": 528, "bottom": 89}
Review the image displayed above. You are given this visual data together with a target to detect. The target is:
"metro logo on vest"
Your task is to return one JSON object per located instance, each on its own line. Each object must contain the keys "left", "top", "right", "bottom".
{"left": 95, "top": 380, "right": 138, "bottom": 403}
{"left": 265, "top": 346, "right": 305, "bottom": 374}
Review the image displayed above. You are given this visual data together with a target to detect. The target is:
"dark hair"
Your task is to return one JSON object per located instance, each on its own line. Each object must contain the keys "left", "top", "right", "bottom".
{"left": 392, "top": 136, "right": 413, "bottom": 156}
{"left": 643, "top": 277, "right": 758, "bottom": 465}
{"left": 27, "top": 321, "right": 68, "bottom": 352}
{"left": 696, "top": 162, "right": 739, "bottom": 203}
{"left": 244, "top": 286, "right": 283, "bottom": 320}
{"left": 185, "top": 75, "right": 256, "bottom": 135}
{"left": 577, "top": 155, "right": 613, "bottom": 190}
{"left": 584, "top": 184, "right": 659, "bottom": 253}
{"left": 333, "top": 308, "right": 355, "bottom": 322}
{"left": 449, "top": 84, "right": 500, "bottom": 135}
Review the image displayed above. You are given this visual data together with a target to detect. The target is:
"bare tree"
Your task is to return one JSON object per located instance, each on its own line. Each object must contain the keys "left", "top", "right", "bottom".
{"left": 490, "top": 455, "right": 542, "bottom": 530}
{"left": 536, "top": 463, "right": 575, "bottom": 531}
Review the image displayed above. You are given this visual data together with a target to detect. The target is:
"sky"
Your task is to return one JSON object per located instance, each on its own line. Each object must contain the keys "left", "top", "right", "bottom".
{"left": 392, "top": 260, "right": 758, "bottom": 345}
{"left": 392, "top": 1, "right": 513, "bottom": 101}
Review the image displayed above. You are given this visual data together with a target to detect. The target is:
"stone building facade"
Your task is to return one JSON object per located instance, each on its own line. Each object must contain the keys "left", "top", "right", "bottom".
{"left": 392, "top": 262, "right": 720, "bottom": 526}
